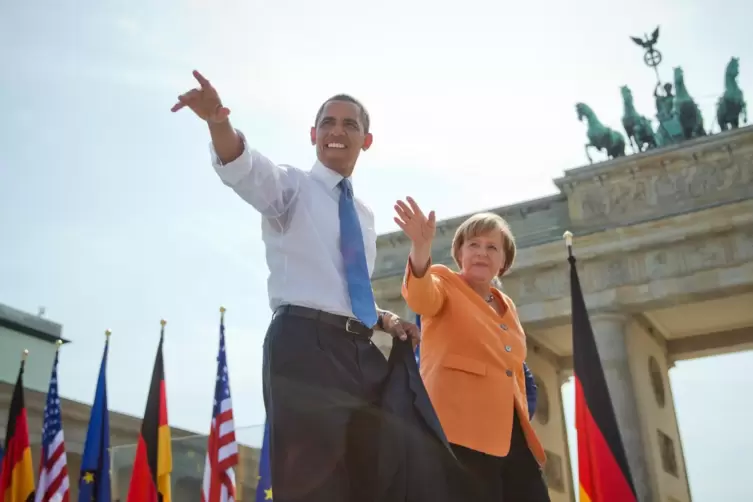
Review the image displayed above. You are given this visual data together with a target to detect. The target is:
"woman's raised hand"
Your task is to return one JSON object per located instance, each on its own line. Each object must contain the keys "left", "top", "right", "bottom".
{"left": 394, "top": 197, "right": 436, "bottom": 248}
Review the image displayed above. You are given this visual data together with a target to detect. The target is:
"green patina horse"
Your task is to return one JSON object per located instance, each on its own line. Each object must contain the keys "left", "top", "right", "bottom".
{"left": 716, "top": 57, "right": 748, "bottom": 131}
{"left": 672, "top": 66, "right": 706, "bottom": 139}
{"left": 620, "top": 85, "right": 657, "bottom": 153}
{"left": 575, "top": 102, "right": 626, "bottom": 163}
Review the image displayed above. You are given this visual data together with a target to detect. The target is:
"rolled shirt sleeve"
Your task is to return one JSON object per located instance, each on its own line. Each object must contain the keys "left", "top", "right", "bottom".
{"left": 211, "top": 130, "right": 300, "bottom": 218}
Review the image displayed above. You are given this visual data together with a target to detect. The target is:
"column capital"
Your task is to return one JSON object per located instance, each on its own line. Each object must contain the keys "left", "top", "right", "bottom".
{"left": 588, "top": 310, "right": 630, "bottom": 325}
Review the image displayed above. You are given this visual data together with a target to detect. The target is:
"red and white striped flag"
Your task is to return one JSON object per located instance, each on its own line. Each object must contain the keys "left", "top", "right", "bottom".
{"left": 35, "top": 347, "right": 70, "bottom": 502}
{"left": 202, "top": 312, "right": 239, "bottom": 502}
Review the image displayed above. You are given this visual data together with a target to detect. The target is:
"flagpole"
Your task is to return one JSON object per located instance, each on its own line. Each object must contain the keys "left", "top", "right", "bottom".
{"left": 221, "top": 305, "right": 246, "bottom": 501}
{"left": 564, "top": 228, "right": 638, "bottom": 501}
{"left": 105, "top": 329, "right": 116, "bottom": 501}
{"left": 21, "top": 348, "right": 29, "bottom": 369}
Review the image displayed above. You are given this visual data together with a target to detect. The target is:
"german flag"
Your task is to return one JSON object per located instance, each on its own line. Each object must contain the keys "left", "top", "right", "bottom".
{"left": 0, "top": 355, "right": 35, "bottom": 502}
{"left": 126, "top": 323, "right": 172, "bottom": 502}
{"left": 567, "top": 237, "right": 637, "bottom": 502}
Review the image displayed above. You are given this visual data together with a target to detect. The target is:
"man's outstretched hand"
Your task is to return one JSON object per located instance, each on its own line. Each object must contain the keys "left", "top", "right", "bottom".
{"left": 171, "top": 70, "right": 231, "bottom": 124}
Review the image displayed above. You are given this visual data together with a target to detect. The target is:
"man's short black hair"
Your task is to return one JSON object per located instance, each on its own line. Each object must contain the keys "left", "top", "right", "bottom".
{"left": 314, "top": 94, "right": 371, "bottom": 134}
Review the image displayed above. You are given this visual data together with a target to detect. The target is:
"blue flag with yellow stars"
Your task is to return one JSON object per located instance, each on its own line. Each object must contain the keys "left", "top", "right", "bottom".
{"left": 78, "top": 335, "right": 111, "bottom": 502}
{"left": 255, "top": 421, "right": 273, "bottom": 501}
{"left": 414, "top": 314, "right": 421, "bottom": 366}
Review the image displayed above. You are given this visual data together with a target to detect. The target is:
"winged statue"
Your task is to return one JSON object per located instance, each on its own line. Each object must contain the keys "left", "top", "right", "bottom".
{"left": 630, "top": 26, "right": 660, "bottom": 49}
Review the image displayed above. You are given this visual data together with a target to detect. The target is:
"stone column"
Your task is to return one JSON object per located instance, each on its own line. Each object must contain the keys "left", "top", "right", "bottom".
{"left": 589, "top": 312, "right": 652, "bottom": 502}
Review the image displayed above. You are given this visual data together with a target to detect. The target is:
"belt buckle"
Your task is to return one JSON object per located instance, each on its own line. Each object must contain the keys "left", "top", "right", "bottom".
{"left": 345, "top": 317, "right": 360, "bottom": 334}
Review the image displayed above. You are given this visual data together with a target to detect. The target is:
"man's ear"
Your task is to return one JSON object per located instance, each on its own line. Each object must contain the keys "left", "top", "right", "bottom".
{"left": 310, "top": 126, "right": 317, "bottom": 145}
{"left": 362, "top": 132, "right": 373, "bottom": 151}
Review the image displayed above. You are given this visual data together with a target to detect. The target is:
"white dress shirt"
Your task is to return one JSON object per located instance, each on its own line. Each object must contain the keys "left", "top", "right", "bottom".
{"left": 211, "top": 131, "right": 377, "bottom": 318}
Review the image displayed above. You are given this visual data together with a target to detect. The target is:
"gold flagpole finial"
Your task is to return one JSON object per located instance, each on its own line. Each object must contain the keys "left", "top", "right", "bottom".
{"left": 56, "top": 339, "right": 63, "bottom": 350}
{"left": 160, "top": 319, "right": 167, "bottom": 327}
{"left": 22, "top": 349, "right": 29, "bottom": 361}
{"left": 105, "top": 329, "right": 112, "bottom": 339}
{"left": 220, "top": 306, "right": 226, "bottom": 321}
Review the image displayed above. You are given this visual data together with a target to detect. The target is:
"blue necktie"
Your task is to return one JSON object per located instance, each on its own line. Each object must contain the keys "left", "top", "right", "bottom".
{"left": 339, "top": 178, "right": 377, "bottom": 327}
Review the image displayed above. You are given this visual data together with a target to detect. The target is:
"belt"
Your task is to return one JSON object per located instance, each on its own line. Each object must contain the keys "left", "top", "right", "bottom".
{"left": 274, "top": 305, "right": 374, "bottom": 337}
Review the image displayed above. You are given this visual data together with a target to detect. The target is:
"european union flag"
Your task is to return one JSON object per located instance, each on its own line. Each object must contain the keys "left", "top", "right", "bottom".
{"left": 414, "top": 314, "right": 421, "bottom": 366}
{"left": 78, "top": 336, "right": 111, "bottom": 502}
{"left": 255, "top": 421, "right": 273, "bottom": 501}
{"left": 523, "top": 362, "right": 537, "bottom": 420}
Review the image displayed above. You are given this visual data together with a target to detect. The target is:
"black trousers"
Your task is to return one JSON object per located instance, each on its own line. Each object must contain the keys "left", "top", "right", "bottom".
{"left": 451, "top": 412, "right": 551, "bottom": 502}
{"left": 262, "top": 308, "right": 388, "bottom": 502}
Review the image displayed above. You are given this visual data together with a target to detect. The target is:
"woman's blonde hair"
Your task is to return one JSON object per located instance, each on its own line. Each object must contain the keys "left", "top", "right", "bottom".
{"left": 451, "top": 212, "right": 516, "bottom": 277}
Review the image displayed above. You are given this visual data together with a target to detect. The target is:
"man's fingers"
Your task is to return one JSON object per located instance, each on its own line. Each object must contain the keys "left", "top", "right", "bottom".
{"left": 170, "top": 101, "right": 186, "bottom": 113}
{"left": 428, "top": 210, "right": 436, "bottom": 227}
{"left": 193, "top": 70, "right": 211, "bottom": 89}
{"left": 407, "top": 325, "right": 421, "bottom": 342}
{"left": 178, "top": 89, "right": 201, "bottom": 103}
{"left": 395, "top": 325, "right": 407, "bottom": 341}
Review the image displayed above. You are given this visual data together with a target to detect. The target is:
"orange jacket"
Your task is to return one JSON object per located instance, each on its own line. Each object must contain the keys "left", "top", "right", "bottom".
{"left": 402, "top": 263, "right": 546, "bottom": 463}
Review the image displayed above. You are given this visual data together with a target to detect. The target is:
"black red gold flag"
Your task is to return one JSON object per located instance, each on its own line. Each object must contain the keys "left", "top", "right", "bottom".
{"left": 567, "top": 235, "right": 637, "bottom": 502}
{"left": 126, "top": 322, "right": 172, "bottom": 502}
{"left": 0, "top": 354, "right": 36, "bottom": 502}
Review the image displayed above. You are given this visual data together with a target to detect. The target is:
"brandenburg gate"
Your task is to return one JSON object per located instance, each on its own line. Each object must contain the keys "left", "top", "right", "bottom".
{"left": 370, "top": 125, "right": 753, "bottom": 502}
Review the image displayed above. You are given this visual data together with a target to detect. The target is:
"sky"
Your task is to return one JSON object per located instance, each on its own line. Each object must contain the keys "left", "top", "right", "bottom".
{"left": 1, "top": 0, "right": 752, "bottom": 499}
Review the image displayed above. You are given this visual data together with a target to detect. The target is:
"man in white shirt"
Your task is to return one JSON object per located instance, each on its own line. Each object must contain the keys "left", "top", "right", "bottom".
{"left": 172, "top": 70, "right": 419, "bottom": 502}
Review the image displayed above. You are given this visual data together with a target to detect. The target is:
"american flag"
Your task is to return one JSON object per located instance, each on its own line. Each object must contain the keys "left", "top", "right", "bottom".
{"left": 35, "top": 349, "right": 70, "bottom": 502}
{"left": 202, "top": 315, "right": 239, "bottom": 502}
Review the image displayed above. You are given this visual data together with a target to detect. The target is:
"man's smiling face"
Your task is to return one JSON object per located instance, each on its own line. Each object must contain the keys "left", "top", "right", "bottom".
{"left": 310, "top": 98, "right": 372, "bottom": 177}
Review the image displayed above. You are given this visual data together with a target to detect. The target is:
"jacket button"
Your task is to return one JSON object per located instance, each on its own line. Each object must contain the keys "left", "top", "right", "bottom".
{"left": 505, "top": 345, "right": 512, "bottom": 352}
{"left": 500, "top": 324, "right": 508, "bottom": 330}
{"left": 506, "top": 369, "right": 513, "bottom": 377}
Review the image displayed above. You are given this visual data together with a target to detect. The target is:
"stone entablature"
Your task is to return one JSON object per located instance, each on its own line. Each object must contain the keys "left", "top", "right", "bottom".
{"left": 373, "top": 126, "right": 753, "bottom": 330}
{"left": 554, "top": 126, "right": 753, "bottom": 230}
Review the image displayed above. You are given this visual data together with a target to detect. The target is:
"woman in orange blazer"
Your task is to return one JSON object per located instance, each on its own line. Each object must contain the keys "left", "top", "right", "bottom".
{"left": 394, "top": 197, "right": 550, "bottom": 502}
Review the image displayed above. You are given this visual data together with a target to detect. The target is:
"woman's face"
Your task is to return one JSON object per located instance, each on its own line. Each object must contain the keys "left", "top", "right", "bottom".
{"left": 458, "top": 230, "right": 506, "bottom": 285}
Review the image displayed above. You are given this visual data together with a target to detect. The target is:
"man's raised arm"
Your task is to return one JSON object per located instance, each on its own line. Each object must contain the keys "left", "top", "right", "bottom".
{"left": 208, "top": 119, "right": 244, "bottom": 165}
{"left": 172, "top": 70, "right": 298, "bottom": 217}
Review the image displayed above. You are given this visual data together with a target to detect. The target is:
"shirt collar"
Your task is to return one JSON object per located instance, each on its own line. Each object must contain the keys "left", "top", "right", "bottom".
{"left": 311, "top": 160, "right": 347, "bottom": 191}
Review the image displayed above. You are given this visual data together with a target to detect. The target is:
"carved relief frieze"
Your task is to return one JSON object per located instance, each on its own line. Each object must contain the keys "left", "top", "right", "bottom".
{"left": 570, "top": 147, "right": 753, "bottom": 225}
{"left": 643, "top": 249, "right": 683, "bottom": 280}
{"left": 680, "top": 238, "right": 731, "bottom": 272}
{"left": 504, "top": 229, "right": 753, "bottom": 305}
{"left": 732, "top": 229, "right": 753, "bottom": 262}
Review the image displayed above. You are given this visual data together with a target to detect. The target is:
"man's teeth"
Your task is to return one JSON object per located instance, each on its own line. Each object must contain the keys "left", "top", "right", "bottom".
{"left": 327, "top": 143, "right": 345, "bottom": 149}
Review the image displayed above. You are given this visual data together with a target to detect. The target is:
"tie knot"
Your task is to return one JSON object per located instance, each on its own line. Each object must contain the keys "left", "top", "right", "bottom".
{"left": 340, "top": 178, "right": 353, "bottom": 196}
